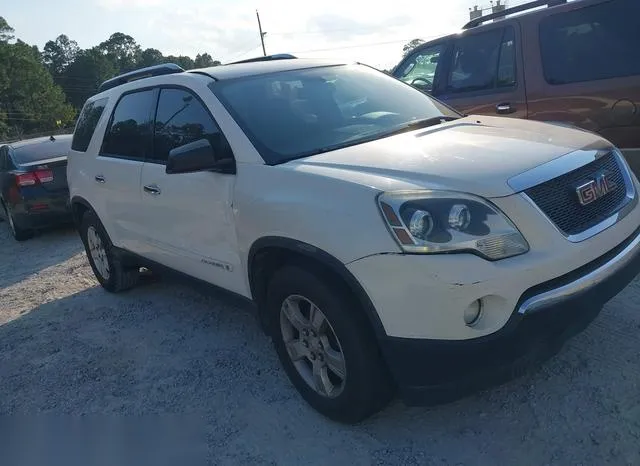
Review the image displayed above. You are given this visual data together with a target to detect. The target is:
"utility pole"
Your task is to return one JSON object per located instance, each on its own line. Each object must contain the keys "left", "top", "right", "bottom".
{"left": 256, "top": 10, "right": 267, "bottom": 56}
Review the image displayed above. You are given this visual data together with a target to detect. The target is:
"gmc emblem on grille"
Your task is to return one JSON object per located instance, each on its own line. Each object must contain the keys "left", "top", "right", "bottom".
{"left": 575, "top": 172, "right": 617, "bottom": 206}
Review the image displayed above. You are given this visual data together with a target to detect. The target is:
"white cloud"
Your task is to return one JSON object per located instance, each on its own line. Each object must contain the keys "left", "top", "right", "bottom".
{"left": 123, "top": 0, "right": 469, "bottom": 69}
{"left": 8, "top": 0, "right": 536, "bottom": 70}
{"left": 97, "top": 0, "right": 165, "bottom": 10}
{"left": 92, "top": 0, "right": 501, "bottom": 68}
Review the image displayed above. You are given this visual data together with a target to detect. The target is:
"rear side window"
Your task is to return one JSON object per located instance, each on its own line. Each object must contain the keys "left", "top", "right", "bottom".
{"left": 540, "top": 0, "right": 640, "bottom": 84}
{"left": 71, "top": 97, "right": 108, "bottom": 152}
{"left": 151, "top": 88, "right": 228, "bottom": 163}
{"left": 101, "top": 90, "right": 155, "bottom": 160}
{"left": 446, "top": 27, "right": 515, "bottom": 93}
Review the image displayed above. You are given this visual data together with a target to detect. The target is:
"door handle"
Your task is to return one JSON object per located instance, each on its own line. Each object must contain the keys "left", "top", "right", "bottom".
{"left": 496, "top": 103, "right": 515, "bottom": 115}
{"left": 143, "top": 184, "right": 161, "bottom": 195}
{"left": 95, "top": 175, "right": 106, "bottom": 183}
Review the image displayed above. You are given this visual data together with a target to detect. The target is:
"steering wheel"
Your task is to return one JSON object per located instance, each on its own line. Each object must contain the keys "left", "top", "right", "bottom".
{"left": 410, "top": 77, "right": 433, "bottom": 90}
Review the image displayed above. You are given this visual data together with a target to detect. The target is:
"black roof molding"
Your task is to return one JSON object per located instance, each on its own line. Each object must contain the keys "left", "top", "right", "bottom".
{"left": 97, "top": 63, "right": 185, "bottom": 93}
{"left": 227, "top": 53, "right": 297, "bottom": 65}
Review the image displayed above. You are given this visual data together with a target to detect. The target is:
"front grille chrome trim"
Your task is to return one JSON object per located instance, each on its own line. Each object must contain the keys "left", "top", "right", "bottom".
{"left": 518, "top": 226, "right": 640, "bottom": 315}
{"left": 508, "top": 148, "right": 610, "bottom": 193}
{"left": 521, "top": 149, "right": 637, "bottom": 243}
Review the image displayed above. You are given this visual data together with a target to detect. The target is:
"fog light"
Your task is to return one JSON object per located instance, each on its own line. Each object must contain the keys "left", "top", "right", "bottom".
{"left": 464, "top": 299, "right": 483, "bottom": 326}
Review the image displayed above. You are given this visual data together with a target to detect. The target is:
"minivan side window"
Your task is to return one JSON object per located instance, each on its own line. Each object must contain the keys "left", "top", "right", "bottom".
{"left": 151, "top": 88, "right": 229, "bottom": 163}
{"left": 71, "top": 97, "right": 108, "bottom": 152}
{"left": 446, "top": 27, "right": 514, "bottom": 94}
{"left": 101, "top": 90, "right": 155, "bottom": 160}
{"left": 540, "top": 0, "right": 640, "bottom": 84}
{"left": 395, "top": 44, "right": 445, "bottom": 93}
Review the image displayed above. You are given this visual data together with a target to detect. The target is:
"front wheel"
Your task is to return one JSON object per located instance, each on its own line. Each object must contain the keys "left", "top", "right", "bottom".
{"left": 80, "top": 211, "right": 139, "bottom": 292}
{"left": 267, "top": 265, "right": 394, "bottom": 423}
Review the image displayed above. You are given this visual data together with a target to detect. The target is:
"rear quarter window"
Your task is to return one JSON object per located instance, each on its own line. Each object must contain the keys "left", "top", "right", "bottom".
{"left": 539, "top": 0, "right": 640, "bottom": 84}
{"left": 71, "top": 97, "right": 109, "bottom": 152}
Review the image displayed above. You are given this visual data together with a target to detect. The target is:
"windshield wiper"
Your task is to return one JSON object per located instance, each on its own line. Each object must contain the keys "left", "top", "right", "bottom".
{"left": 380, "top": 115, "right": 460, "bottom": 138}
{"left": 405, "top": 115, "right": 459, "bottom": 129}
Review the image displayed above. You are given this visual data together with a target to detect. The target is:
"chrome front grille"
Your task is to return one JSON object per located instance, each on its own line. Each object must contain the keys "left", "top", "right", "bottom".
{"left": 525, "top": 151, "right": 631, "bottom": 236}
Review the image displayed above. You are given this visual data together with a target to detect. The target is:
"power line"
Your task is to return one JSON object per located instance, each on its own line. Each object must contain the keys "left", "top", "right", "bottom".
{"left": 288, "top": 38, "right": 415, "bottom": 55}
{"left": 223, "top": 37, "right": 415, "bottom": 64}
{"left": 268, "top": 26, "right": 403, "bottom": 37}
{"left": 226, "top": 43, "right": 262, "bottom": 63}
{"left": 1, "top": 117, "right": 62, "bottom": 122}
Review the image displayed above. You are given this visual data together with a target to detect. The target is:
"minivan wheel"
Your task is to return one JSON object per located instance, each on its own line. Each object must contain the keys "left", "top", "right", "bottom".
{"left": 80, "top": 211, "right": 139, "bottom": 292}
{"left": 267, "top": 265, "right": 394, "bottom": 423}
{"left": 3, "top": 204, "right": 32, "bottom": 241}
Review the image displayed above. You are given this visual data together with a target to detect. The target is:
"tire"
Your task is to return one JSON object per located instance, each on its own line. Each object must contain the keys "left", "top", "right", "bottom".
{"left": 3, "top": 203, "right": 32, "bottom": 241}
{"left": 267, "top": 264, "right": 394, "bottom": 423}
{"left": 79, "top": 210, "right": 139, "bottom": 293}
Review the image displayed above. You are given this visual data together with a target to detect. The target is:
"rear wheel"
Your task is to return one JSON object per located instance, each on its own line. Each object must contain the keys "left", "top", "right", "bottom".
{"left": 80, "top": 211, "right": 139, "bottom": 292}
{"left": 3, "top": 203, "right": 32, "bottom": 241}
{"left": 267, "top": 265, "right": 394, "bottom": 423}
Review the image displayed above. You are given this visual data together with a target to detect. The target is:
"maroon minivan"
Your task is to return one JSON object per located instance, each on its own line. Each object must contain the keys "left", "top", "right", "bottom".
{"left": 392, "top": 0, "right": 640, "bottom": 174}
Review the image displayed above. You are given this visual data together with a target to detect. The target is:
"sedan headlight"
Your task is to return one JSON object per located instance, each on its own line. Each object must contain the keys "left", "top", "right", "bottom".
{"left": 378, "top": 190, "right": 529, "bottom": 260}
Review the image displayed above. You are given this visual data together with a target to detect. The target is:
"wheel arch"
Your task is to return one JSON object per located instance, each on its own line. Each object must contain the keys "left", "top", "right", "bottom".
{"left": 70, "top": 195, "right": 95, "bottom": 227}
{"left": 248, "top": 236, "right": 387, "bottom": 338}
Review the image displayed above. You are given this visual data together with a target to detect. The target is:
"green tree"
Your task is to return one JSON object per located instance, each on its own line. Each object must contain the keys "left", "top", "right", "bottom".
{"left": 194, "top": 53, "right": 220, "bottom": 68}
{"left": 0, "top": 36, "right": 75, "bottom": 140}
{"left": 166, "top": 55, "right": 195, "bottom": 70}
{"left": 97, "top": 32, "right": 141, "bottom": 72}
{"left": 138, "top": 47, "right": 165, "bottom": 68}
{"left": 62, "top": 47, "right": 118, "bottom": 108}
{"left": 43, "top": 34, "right": 80, "bottom": 76}
{"left": 402, "top": 38, "right": 425, "bottom": 57}
{"left": 0, "top": 16, "right": 14, "bottom": 42}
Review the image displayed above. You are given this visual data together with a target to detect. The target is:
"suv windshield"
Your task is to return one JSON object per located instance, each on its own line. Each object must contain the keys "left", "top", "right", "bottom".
{"left": 211, "top": 64, "right": 460, "bottom": 164}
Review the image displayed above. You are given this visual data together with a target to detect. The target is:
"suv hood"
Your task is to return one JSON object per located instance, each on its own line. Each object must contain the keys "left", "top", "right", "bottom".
{"left": 285, "top": 116, "right": 609, "bottom": 198}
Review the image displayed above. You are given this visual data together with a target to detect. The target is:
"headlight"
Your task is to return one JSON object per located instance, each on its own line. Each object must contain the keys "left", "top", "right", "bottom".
{"left": 378, "top": 190, "right": 529, "bottom": 260}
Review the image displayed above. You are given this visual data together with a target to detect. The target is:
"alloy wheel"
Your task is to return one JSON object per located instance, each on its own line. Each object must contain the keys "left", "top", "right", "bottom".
{"left": 280, "top": 294, "right": 347, "bottom": 398}
{"left": 86, "top": 226, "right": 110, "bottom": 280}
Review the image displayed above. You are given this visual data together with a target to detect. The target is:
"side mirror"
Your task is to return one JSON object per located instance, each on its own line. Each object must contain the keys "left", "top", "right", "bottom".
{"left": 166, "top": 138, "right": 234, "bottom": 175}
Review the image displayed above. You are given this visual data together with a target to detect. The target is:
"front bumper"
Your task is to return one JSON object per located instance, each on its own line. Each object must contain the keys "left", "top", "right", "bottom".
{"left": 380, "top": 226, "right": 640, "bottom": 405}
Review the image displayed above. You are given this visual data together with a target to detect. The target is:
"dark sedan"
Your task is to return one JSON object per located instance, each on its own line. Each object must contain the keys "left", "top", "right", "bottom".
{"left": 0, "top": 135, "right": 73, "bottom": 241}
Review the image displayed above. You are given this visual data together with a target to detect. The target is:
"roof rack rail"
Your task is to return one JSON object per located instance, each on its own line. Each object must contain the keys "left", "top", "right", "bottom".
{"left": 97, "top": 63, "right": 185, "bottom": 93}
{"left": 463, "top": 0, "right": 567, "bottom": 29}
{"left": 228, "top": 53, "right": 297, "bottom": 65}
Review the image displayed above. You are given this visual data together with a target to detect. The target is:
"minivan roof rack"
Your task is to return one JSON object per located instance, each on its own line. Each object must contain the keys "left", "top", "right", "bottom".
{"left": 463, "top": 0, "right": 567, "bottom": 29}
{"left": 228, "top": 53, "right": 297, "bottom": 65}
{"left": 97, "top": 63, "right": 185, "bottom": 93}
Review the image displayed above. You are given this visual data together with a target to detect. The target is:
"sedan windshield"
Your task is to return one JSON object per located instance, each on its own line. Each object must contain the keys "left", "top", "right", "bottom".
{"left": 211, "top": 64, "right": 460, "bottom": 164}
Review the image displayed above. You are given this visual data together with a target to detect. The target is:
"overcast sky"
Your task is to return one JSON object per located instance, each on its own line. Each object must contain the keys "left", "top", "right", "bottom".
{"left": 5, "top": 0, "right": 530, "bottom": 70}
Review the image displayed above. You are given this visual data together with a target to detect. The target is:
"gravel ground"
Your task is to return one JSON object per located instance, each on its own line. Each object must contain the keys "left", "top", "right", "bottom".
{"left": 1, "top": 224, "right": 640, "bottom": 465}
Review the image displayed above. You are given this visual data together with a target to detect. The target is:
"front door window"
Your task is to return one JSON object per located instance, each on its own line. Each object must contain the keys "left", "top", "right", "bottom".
{"left": 395, "top": 44, "right": 445, "bottom": 93}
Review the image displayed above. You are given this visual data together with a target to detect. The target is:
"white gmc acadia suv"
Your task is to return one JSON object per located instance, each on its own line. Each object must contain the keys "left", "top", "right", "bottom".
{"left": 67, "top": 58, "right": 640, "bottom": 423}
